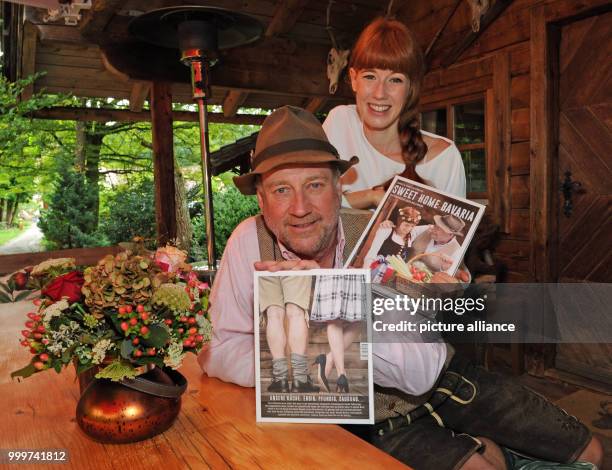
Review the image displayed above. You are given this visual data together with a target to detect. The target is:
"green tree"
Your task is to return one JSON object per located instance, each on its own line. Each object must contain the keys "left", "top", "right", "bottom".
{"left": 38, "top": 157, "right": 105, "bottom": 249}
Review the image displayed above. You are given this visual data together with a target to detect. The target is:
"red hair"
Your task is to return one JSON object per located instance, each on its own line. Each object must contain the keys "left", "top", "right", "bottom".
{"left": 350, "top": 18, "right": 427, "bottom": 181}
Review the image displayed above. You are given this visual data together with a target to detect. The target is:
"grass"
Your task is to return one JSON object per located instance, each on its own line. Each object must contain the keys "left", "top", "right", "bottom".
{"left": 0, "top": 225, "right": 26, "bottom": 246}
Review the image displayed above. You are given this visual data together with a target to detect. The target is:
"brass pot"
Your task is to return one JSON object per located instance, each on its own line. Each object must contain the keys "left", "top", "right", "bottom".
{"left": 76, "top": 367, "right": 187, "bottom": 444}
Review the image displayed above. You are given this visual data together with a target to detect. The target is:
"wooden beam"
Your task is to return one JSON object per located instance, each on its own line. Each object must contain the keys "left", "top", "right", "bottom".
{"left": 129, "top": 81, "right": 151, "bottom": 112}
{"left": 223, "top": 90, "right": 248, "bottom": 117}
{"left": 492, "top": 52, "right": 512, "bottom": 233}
{"left": 305, "top": 97, "right": 327, "bottom": 114}
{"left": 150, "top": 82, "right": 177, "bottom": 247}
{"left": 20, "top": 21, "right": 38, "bottom": 100}
{"left": 79, "top": 0, "right": 124, "bottom": 41}
{"left": 30, "top": 107, "right": 267, "bottom": 125}
{"left": 441, "top": 0, "right": 514, "bottom": 67}
{"left": 265, "top": 0, "right": 309, "bottom": 37}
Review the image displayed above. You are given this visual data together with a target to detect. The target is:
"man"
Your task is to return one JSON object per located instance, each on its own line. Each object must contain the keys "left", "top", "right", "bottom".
{"left": 199, "top": 106, "right": 602, "bottom": 470}
{"left": 412, "top": 214, "right": 464, "bottom": 273}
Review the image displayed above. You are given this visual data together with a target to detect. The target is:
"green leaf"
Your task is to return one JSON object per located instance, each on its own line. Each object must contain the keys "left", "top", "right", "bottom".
{"left": 120, "top": 339, "right": 134, "bottom": 359}
{"left": 142, "top": 324, "right": 169, "bottom": 348}
{"left": 95, "top": 361, "right": 138, "bottom": 382}
{"left": 0, "top": 282, "right": 11, "bottom": 294}
{"left": 0, "top": 291, "right": 13, "bottom": 303}
{"left": 11, "top": 363, "right": 37, "bottom": 379}
{"left": 14, "top": 290, "right": 33, "bottom": 302}
{"left": 76, "top": 362, "right": 95, "bottom": 375}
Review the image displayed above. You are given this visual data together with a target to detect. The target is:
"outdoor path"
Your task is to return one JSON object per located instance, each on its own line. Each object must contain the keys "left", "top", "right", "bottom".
{"left": 0, "top": 224, "right": 43, "bottom": 255}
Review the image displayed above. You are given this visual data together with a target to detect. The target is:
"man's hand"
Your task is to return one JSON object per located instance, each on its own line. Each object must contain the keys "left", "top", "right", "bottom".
{"left": 254, "top": 260, "right": 321, "bottom": 272}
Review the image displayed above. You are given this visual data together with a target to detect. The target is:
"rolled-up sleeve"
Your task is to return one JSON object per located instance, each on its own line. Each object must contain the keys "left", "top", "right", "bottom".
{"left": 198, "top": 218, "right": 260, "bottom": 387}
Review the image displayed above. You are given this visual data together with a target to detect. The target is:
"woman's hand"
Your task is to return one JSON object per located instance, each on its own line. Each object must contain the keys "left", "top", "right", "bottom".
{"left": 254, "top": 260, "right": 320, "bottom": 272}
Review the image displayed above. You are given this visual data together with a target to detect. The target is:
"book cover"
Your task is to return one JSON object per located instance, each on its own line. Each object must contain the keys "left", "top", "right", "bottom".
{"left": 254, "top": 269, "right": 374, "bottom": 424}
{"left": 345, "top": 176, "right": 485, "bottom": 284}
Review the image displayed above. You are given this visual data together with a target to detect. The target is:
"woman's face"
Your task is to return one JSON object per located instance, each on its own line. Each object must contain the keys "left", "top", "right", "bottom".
{"left": 395, "top": 220, "right": 415, "bottom": 238}
{"left": 349, "top": 67, "right": 411, "bottom": 133}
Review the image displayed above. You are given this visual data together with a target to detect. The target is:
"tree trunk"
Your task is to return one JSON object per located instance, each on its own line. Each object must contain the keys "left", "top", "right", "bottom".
{"left": 174, "top": 160, "right": 192, "bottom": 253}
{"left": 75, "top": 121, "right": 87, "bottom": 171}
{"left": 6, "top": 196, "right": 19, "bottom": 226}
{"left": 0, "top": 198, "right": 4, "bottom": 223}
{"left": 85, "top": 126, "right": 103, "bottom": 230}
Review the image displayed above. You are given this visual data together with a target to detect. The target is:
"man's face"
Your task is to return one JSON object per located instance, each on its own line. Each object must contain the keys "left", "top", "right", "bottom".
{"left": 256, "top": 164, "right": 341, "bottom": 260}
{"left": 430, "top": 224, "right": 454, "bottom": 243}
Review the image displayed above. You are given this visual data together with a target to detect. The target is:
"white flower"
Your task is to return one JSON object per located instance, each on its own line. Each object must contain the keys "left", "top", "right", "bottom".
{"left": 42, "top": 299, "right": 70, "bottom": 325}
{"left": 91, "top": 339, "right": 114, "bottom": 365}
{"left": 163, "top": 341, "right": 185, "bottom": 369}
{"left": 31, "top": 258, "right": 76, "bottom": 276}
{"left": 196, "top": 316, "right": 213, "bottom": 343}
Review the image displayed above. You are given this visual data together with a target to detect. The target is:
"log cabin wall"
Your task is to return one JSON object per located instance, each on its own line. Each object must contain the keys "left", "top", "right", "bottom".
{"left": 401, "top": 0, "right": 596, "bottom": 282}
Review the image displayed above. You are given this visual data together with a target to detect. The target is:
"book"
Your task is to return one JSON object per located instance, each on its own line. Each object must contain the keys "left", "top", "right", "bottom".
{"left": 254, "top": 269, "right": 374, "bottom": 424}
{"left": 345, "top": 176, "right": 485, "bottom": 285}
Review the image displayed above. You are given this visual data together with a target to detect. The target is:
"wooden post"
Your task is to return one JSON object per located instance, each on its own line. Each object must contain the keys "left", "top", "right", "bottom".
{"left": 150, "top": 82, "right": 177, "bottom": 247}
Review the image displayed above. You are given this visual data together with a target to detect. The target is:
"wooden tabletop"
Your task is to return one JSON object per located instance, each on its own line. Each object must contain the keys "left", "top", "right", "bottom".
{"left": 0, "top": 300, "right": 408, "bottom": 469}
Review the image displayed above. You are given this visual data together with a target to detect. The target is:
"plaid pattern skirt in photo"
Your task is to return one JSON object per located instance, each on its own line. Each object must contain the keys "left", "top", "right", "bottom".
{"left": 310, "top": 274, "right": 367, "bottom": 322}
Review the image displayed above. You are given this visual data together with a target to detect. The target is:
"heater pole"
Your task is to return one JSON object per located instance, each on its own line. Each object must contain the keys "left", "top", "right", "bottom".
{"left": 196, "top": 96, "right": 216, "bottom": 271}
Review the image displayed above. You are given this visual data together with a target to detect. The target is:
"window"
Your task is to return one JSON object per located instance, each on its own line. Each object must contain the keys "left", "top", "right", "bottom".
{"left": 421, "top": 99, "right": 486, "bottom": 198}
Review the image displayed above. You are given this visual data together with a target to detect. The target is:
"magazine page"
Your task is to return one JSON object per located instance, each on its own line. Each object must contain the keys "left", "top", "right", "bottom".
{"left": 254, "top": 269, "right": 374, "bottom": 424}
{"left": 345, "top": 176, "right": 485, "bottom": 284}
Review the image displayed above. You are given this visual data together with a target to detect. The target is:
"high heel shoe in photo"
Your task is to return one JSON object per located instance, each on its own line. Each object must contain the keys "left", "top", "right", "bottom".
{"left": 313, "top": 354, "right": 330, "bottom": 392}
{"left": 336, "top": 374, "right": 349, "bottom": 393}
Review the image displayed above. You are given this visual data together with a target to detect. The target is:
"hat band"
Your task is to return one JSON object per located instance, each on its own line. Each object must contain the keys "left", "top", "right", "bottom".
{"left": 252, "top": 138, "right": 338, "bottom": 168}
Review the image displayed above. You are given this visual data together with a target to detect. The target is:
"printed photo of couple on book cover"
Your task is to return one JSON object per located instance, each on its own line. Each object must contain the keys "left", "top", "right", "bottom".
{"left": 254, "top": 269, "right": 374, "bottom": 424}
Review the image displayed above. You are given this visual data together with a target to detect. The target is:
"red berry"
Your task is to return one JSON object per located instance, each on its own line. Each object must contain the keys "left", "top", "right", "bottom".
{"left": 140, "top": 312, "right": 149, "bottom": 321}
{"left": 188, "top": 327, "right": 197, "bottom": 335}
{"left": 34, "top": 315, "right": 42, "bottom": 322}
{"left": 195, "top": 334, "right": 204, "bottom": 342}
{"left": 197, "top": 310, "right": 204, "bottom": 316}
{"left": 136, "top": 304, "right": 145, "bottom": 313}
{"left": 179, "top": 316, "right": 188, "bottom": 323}
{"left": 164, "top": 319, "right": 173, "bottom": 325}
{"left": 147, "top": 348, "right": 156, "bottom": 356}
{"left": 27, "top": 312, "right": 37, "bottom": 319}
{"left": 39, "top": 353, "right": 49, "bottom": 361}
{"left": 188, "top": 317, "right": 197, "bottom": 325}
{"left": 33, "top": 299, "right": 41, "bottom": 306}
{"left": 42, "top": 338, "right": 49, "bottom": 345}
{"left": 36, "top": 325, "right": 45, "bottom": 333}
{"left": 132, "top": 338, "right": 140, "bottom": 345}
{"left": 126, "top": 305, "right": 133, "bottom": 313}
{"left": 120, "top": 322, "right": 129, "bottom": 331}
{"left": 33, "top": 361, "right": 45, "bottom": 370}
{"left": 178, "top": 328, "right": 184, "bottom": 334}
{"left": 25, "top": 320, "right": 35, "bottom": 329}
{"left": 183, "top": 339, "right": 192, "bottom": 347}
{"left": 140, "top": 326, "right": 149, "bottom": 335}
{"left": 33, "top": 333, "right": 42, "bottom": 339}
{"left": 20, "top": 339, "right": 29, "bottom": 347}
{"left": 129, "top": 317, "right": 138, "bottom": 326}
{"left": 30, "top": 347, "right": 38, "bottom": 354}
{"left": 133, "top": 349, "right": 143, "bottom": 357}
{"left": 118, "top": 306, "right": 127, "bottom": 315}
{"left": 21, "top": 330, "right": 31, "bottom": 338}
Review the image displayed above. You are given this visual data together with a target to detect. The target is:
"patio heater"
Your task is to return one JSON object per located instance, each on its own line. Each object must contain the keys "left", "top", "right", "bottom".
{"left": 129, "top": 7, "right": 263, "bottom": 273}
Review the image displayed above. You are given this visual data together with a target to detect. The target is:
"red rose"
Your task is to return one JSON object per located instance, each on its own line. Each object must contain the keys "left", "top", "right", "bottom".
{"left": 11, "top": 271, "right": 29, "bottom": 290}
{"left": 42, "top": 271, "right": 84, "bottom": 303}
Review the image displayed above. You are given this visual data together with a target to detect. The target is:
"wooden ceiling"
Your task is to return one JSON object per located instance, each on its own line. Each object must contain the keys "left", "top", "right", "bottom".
{"left": 21, "top": 0, "right": 501, "bottom": 120}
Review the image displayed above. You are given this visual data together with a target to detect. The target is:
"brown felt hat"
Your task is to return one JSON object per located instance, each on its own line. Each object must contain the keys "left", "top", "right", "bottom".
{"left": 233, "top": 106, "right": 358, "bottom": 195}
{"left": 433, "top": 214, "right": 465, "bottom": 236}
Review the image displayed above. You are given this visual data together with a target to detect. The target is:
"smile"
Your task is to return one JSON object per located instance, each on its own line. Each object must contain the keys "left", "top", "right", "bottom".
{"left": 368, "top": 104, "right": 391, "bottom": 112}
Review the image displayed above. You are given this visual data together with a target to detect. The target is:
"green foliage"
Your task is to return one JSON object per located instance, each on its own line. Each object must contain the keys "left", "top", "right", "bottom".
{"left": 99, "top": 178, "right": 156, "bottom": 246}
{"left": 38, "top": 157, "right": 107, "bottom": 249}
{"left": 191, "top": 180, "right": 260, "bottom": 259}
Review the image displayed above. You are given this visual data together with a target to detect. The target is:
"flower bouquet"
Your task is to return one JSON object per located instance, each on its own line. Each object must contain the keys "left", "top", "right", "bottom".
{"left": 12, "top": 244, "right": 211, "bottom": 383}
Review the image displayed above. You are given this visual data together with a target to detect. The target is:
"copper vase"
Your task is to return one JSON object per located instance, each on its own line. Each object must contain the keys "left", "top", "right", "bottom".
{"left": 76, "top": 367, "right": 187, "bottom": 444}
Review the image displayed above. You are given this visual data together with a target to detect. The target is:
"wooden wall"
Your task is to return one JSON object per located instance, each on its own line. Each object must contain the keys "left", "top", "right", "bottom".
{"left": 411, "top": 0, "right": 534, "bottom": 282}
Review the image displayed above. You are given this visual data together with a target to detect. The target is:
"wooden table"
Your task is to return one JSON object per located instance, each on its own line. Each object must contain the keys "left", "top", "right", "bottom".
{"left": 0, "top": 301, "right": 408, "bottom": 469}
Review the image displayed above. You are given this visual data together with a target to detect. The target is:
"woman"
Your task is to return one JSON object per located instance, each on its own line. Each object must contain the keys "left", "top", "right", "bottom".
{"left": 309, "top": 273, "right": 367, "bottom": 393}
{"left": 362, "top": 205, "right": 424, "bottom": 270}
{"left": 323, "top": 17, "right": 466, "bottom": 208}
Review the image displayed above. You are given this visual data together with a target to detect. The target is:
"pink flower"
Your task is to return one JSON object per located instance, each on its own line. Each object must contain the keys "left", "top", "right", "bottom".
{"left": 154, "top": 246, "right": 188, "bottom": 274}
